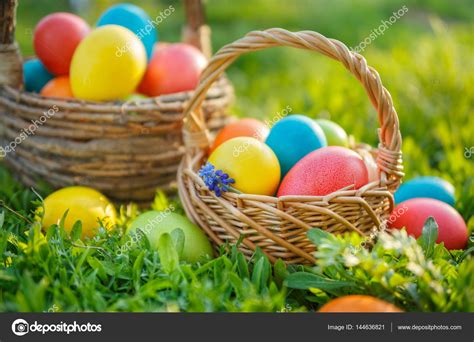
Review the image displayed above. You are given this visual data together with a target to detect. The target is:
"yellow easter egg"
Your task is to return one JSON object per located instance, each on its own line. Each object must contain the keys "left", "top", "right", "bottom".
{"left": 41, "top": 186, "right": 117, "bottom": 238}
{"left": 208, "top": 137, "right": 280, "bottom": 196}
{"left": 70, "top": 25, "right": 146, "bottom": 101}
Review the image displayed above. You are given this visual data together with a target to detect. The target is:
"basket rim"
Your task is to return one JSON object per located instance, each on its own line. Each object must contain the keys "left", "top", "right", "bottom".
{"left": 182, "top": 149, "right": 396, "bottom": 204}
{"left": 1, "top": 76, "right": 232, "bottom": 109}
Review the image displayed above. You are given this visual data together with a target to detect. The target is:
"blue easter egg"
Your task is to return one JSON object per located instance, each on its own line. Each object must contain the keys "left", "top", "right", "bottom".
{"left": 23, "top": 59, "right": 54, "bottom": 93}
{"left": 265, "top": 115, "right": 327, "bottom": 176}
{"left": 97, "top": 3, "right": 157, "bottom": 60}
{"left": 394, "top": 176, "right": 455, "bottom": 206}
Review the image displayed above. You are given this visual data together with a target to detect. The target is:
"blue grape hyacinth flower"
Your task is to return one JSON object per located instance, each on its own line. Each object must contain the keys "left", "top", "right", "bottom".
{"left": 198, "top": 162, "right": 236, "bottom": 197}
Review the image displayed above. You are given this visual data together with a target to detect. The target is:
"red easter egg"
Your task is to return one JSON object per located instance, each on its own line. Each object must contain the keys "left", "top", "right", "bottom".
{"left": 209, "top": 118, "right": 269, "bottom": 154}
{"left": 277, "top": 146, "right": 368, "bottom": 197}
{"left": 34, "top": 12, "right": 90, "bottom": 75}
{"left": 388, "top": 198, "right": 468, "bottom": 250}
{"left": 138, "top": 43, "right": 207, "bottom": 96}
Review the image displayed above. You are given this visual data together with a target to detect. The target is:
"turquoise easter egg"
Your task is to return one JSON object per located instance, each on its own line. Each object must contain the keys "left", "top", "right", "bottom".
{"left": 265, "top": 115, "right": 327, "bottom": 176}
{"left": 97, "top": 3, "right": 158, "bottom": 60}
{"left": 23, "top": 59, "right": 53, "bottom": 93}
{"left": 394, "top": 176, "right": 455, "bottom": 206}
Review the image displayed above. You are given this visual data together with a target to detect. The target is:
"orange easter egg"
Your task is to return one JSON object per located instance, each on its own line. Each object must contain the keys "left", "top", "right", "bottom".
{"left": 210, "top": 118, "right": 269, "bottom": 154}
{"left": 40, "top": 76, "right": 74, "bottom": 98}
{"left": 319, "top": 295, "right": 402, "bottom": 312}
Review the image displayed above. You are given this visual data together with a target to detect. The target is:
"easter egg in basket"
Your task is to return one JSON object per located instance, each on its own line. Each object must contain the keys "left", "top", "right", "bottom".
{"left": 208, "top": 137, "right": 280, "bottom": 196}
{"left": 125, "top": 93, "right": 148, "bottom": 101}
{"left": 40, "top": 76, "right": 74, "bottom": 98}
{"left": 138, "top": 43, "right": 207, "bottom": 96}
{"left": 70, "top": 25, "right": 147, "bottom": 101}
{"left": 357, "top": 149, "right": 379, "bottom": 183}
{"left": 34, "top": 12, "right": 90, "bottom": 75}
{"left": 278, "top": 146, "right": 368, "bottom": 197}
{"left": 210, "top": 118, "right": 269, "bottom": 154}
{"left": 97, "top": 3, "right": 158, "bottom": 60}
{"left": 265, "top": 115, "right": 327, "bottom": 176}
{"left": 314, "top": 119, "right": 348, "bottom": 147}
{"left": 23, "top": 58, "right": 53, "bottom": 93}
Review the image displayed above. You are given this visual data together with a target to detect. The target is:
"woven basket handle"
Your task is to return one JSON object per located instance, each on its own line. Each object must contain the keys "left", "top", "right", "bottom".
{"left": 183, "top": 28, "right": 403, "bottom": 186}
{"left": 0, "top": 0, "right": 212, "bottom": 88}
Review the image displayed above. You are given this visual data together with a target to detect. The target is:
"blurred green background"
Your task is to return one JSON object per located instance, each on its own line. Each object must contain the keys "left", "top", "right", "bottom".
{"left": 9, "top": 0, "right": 474, "bottom": 228}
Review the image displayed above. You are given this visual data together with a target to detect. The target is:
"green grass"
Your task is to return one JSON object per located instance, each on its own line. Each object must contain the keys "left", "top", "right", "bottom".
{"left": 287, "top": 224, "right": 474, "bottom": 312}
{"left": 1, "top": 0, "right": 473, "bottom": 312}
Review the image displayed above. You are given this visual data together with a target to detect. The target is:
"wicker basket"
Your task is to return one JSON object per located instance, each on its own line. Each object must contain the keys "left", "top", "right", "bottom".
{"left": 178, "top": 28, "right": 404, "bottom": 264}
{"left": 0, "top": 0, "right": 233, "bottom": 203}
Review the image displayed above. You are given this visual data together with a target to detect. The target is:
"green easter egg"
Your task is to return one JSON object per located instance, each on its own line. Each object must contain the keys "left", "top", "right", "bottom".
{"left": 315, "top": 119, "right": 349, "bottom": 147}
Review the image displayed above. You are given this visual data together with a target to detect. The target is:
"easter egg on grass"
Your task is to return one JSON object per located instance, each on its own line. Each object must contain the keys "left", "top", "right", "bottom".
{"left": 97, "top": 3, "right": 158, "bottom": 60}
{"left": 210, "top": 118, "right": 269, "bottom": 154}
{"left": 138, "top": 43, "right": 207, "bottom": 96}
{"left": 40, "top": 76, "right": 73, "bottom": 98}
{"left": 388, "top": 198, "right": 468, "bottom": 250}
{"left": 208, "top": 137, "right": 280, "bottom": 196}
{"left": 265, "top": 115, "right": 327, "bottom": 176}
{"left": 314, "top": 119, "right": 349, "bottom": 147}
{"left": 394, "top": 176, "right": 455, "bottom": 206}
{"left": 319, "top": 295, "right": 402, "bottom": 312}
{"left": 41, "top": 186, "right": 117, "bottom": 239}
{"left": 278, "top": 146, "right": 368, "bottom": 197}
{"left": 70, "top": 25, "right": 146, "bottom": 101}
{"left": 34, "top": 12, "right": 90, "bottom": 75}
{"left": 23, "top": 59, "right": 53, "bottom": 93}
{"left": 128, "top": 211, "right": 213, "bottom": 263}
